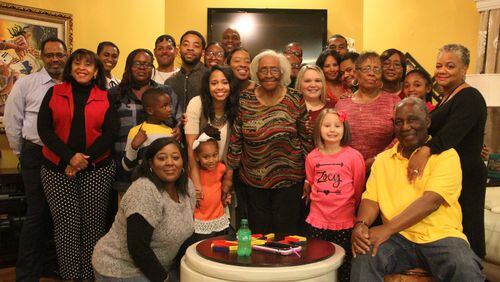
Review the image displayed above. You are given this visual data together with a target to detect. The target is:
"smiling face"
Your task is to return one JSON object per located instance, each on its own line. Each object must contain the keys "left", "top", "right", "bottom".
{"left": 328, "top": 37, "right": 348, "bottom": 56}
{"left": 195, "top": 141, "right": 219, "bottom": 171}
{"left": 394, "top": 103, "right": 430, "bottom": 155}
{"left": 340, "top": 58, "right": 356, "bottom": 86}
{"left": 229, "top": 50, "right": 251, "bottom": 81}
{"left": 180, "top": 34, "right": 204, "bottom": 65}
{"left": 131, "top": 52, "right": 154, "bottom": 84}
{"left": 221, "top": 28, "right": 241, "bottom": 53}
{"left": 257, "top": 55, "right": 282, "bottom": 92}
{"left": 154, "top": 38, "right": 177, "bottom": 68}
{"left": 71, "top": 55, "right": 97, "bottom": 85}
{"left": 404, "top": 72, "right": 431, "bottom": 100}
{"left": 300, "top": 69, "right": 323, "bottom": 102}
{"left": 320, "top": 113, "right": 344, "bottom": 146}
{"left": 434, "top": 51, "right": 467, "bottom": 90}
{"left": 382, "top": 53, "right": 404, "bottom": 83}
{"left": 322, "top": 55, "right": 340, "bottom": 82}
{"left": 204, "top": 44, "right": 225, "bottom": 67}
{"left": 150, "top": 143, "right": 183, "bottom": 183}
{"left": 209, "top": 70, "right": 230, "bottom": 102}
{"left": 42, "top": 41, "right": 67, "bottom": 78}
{"left": 98, "top": 44, "right": 119, "bottom": 73}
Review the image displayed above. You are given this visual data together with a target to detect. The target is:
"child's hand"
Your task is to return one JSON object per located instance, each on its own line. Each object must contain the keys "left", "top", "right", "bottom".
{"left": 302, "top": 181, "right": 311, "bottom": 204}
{"left": 195, "top": 186, "right": 204, "bottom": 200}
{"left": 131, "top": 129, "right": 147, "bottom": 150}
{"left": 181, "top": 113, "right": 188, "bottom": 126}
{"left": 171, "top": 127, "right": 182, "bottom": 142}
{"left": 222, "top": 191, "right": 232, "bottom": 207}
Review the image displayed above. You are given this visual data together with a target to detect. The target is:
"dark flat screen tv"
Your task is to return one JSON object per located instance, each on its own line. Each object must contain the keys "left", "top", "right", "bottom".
{"left": 207, "top": 8, "right": 327, "bottom": 64}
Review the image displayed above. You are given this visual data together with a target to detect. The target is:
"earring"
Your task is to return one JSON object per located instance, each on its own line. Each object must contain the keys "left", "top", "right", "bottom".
{"left": 352, "top": 80, "right": 359, "bottom": 87}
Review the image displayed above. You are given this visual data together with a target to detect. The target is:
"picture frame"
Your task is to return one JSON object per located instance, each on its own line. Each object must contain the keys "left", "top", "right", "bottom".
{"left": 0, "top": 1, "right": 72, "bottom": 114}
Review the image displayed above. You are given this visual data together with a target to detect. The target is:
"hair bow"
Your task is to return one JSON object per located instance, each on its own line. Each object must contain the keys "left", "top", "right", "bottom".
{"left": 337, "top": 111, "right": 348, "bottom": 122}
{"left": 192, "top": 133, "right": 215, "bottom": 151}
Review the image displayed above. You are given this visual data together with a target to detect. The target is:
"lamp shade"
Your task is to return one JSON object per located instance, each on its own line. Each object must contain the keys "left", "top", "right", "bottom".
{"left": 465, "top": 74, "right": 500, "bottom": 107}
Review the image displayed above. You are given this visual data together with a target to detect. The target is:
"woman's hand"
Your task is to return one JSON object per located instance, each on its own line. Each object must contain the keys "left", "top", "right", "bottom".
{"left": 69, "top": 153, "right": 89, "bottom": 171}
{"left": 481, "top": 145, "right": 491, "bottom": 160}
{"left": 131, "top": 129, "right": 147, "bottom": 150}
{"left": 407, "top": 146, "right": 431, "bottom": 182}
{"left": 65, "top": 165, "right": 78, "bottom": 179}
{"left": 351, "top": 223, "right": 371, "bottom": 257}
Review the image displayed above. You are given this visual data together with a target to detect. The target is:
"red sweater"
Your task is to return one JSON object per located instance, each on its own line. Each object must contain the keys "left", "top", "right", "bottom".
{"left": 42, "top": 82, "right": 111, "bottom": 165}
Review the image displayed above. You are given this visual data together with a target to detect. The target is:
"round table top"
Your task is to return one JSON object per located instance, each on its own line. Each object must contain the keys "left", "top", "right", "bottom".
{"left": 196, "top": 236, "right": 336, "bottom": 267}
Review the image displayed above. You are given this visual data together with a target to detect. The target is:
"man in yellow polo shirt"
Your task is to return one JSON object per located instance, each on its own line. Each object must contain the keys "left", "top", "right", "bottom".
{"left": 350, "top": 97, "right": 484, "bottom": 281}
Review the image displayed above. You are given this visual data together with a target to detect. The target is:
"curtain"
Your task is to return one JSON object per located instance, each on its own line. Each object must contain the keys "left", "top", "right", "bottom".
{"left": 477, "top": 9, "right": 500, "bottom": 152}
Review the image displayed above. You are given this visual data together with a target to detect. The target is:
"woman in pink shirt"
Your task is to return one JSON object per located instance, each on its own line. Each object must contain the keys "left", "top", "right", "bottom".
{"left": 303, "top": 108, "right": 365, "bottom": 282}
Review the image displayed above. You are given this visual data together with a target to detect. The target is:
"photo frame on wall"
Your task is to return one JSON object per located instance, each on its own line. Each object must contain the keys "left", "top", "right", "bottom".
{"left": 0, "top": 1, "right": 72, "bottom": 114}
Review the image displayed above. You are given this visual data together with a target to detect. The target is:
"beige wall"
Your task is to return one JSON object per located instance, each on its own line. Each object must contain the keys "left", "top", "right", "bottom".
{"left": 164, "top": 0, "right": 364, "bottom": 50}
{"left": 3, "top": 0, "right": 165, "bottom": 79}
{"left": 3, "top": 0, "right": 479, "bottom": 77}
{"left": 363, "top": 0, "right": 479, "bottom": 72}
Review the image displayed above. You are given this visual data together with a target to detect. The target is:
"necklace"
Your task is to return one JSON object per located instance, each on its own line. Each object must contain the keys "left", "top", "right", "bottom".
{"left": 211, "top": 112, "right": 228, "bottom": 128}
{"left": 439, "top": 81, "right": 465, "bottom": 107}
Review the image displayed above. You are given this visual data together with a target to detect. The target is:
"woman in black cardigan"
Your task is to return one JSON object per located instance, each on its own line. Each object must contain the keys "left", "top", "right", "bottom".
{"left": 37, "top": 48, "right": 118, "bottom": 280}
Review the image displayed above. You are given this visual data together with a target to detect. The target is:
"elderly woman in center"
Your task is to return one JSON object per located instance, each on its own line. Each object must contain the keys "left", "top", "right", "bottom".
{"left": 226, "top": 50, "right": 312, "bottom": 235}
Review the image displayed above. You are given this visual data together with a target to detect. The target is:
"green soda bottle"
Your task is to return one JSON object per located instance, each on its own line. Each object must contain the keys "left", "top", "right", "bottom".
{"left": 237, "top": 219, "right": 252, "bottom": 256}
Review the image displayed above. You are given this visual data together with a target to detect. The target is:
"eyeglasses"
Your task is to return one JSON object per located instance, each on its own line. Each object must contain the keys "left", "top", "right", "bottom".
{"left": 382, "top": 61, "right": 403, "bottom": 69}
{"left": 356, "top": 66, "right": 382, "bottom": 74}
{"left": 258, "top": 67, "right": 281, "bottom": 76}
{"left": 290, "top": 63, "right": 301, "bottom": 68}
{"left": 43, "top": 52, "right": 66, "bottom": 59}
{"left": 285, "top": 50, "right": 302, "bottom": 57}
{"left": 206, "top": 51, "right": 224, "bottom": 58}
{"left": 132, "top": 61, "right": 154, "bottom": 69}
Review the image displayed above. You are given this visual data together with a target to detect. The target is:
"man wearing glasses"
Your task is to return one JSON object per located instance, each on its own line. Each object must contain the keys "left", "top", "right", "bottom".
{"left": 204, "top": 42, "right": 226, "bottom": 67}
{"left": 4, "top": 37, "right": 67, "bottom": 281}
{"left": 284, "top": 42, "right": 303, "bottom": 65}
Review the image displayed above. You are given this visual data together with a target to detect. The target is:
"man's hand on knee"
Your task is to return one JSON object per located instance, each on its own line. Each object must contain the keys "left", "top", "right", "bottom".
{"left": 368, "top": 225, "right": 393, "bottom": 256}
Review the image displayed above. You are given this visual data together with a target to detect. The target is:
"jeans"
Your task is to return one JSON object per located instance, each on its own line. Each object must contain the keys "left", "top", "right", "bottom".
{"left": 16, "top": 142, "right": 57, "bottom": 282}
{"left": 350, "top": 234, "right": 485, "bottom": 282}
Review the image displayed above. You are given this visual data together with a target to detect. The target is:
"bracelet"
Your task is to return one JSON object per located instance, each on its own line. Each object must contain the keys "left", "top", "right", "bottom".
{"left": 354, "top": 220, "right": 369, "bottom": 228}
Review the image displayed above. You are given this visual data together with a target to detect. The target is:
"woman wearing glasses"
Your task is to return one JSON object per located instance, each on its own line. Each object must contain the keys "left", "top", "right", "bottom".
{"left": 316, "top": 49, "right": 352, "bottom": 105}
{"left": 204, "top": 42, "right": 226, "bottom": 68}
{"left": 108, "top": 49, "right": 181, "bottom": 193}
{"left": 381, "top": 48, "right": 406, "bottom": 97}
{"left": 336, "top": 52, "right": 400, "bottom": 170}
{"left": 226, "top": 50, "right": 312, "bottom": 234}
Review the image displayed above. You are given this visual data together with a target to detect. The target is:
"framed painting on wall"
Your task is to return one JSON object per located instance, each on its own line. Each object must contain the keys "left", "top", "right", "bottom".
{"left": 0, "top": 1, "right": 72, "bottom": 114}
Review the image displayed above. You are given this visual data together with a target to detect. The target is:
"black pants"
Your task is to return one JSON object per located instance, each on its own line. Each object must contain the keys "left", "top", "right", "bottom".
{"left": 306, "top": 224, "right": 353, "bottom": 282}
{"left": 244, "top": 182, "right": 303, "bottom": 236}
{"left": 16, "top": 141, "right": 58, "bottom": 282}
{"left": 40, "top": 162, "right": 115, "bottom": 280}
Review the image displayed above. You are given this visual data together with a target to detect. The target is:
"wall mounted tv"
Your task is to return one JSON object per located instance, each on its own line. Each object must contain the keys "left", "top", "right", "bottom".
{"left": 207, "top": 8, "right": 327, "bottom": 64}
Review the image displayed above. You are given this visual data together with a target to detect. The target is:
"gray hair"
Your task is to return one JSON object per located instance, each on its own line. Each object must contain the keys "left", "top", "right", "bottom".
{"left": 395, "top": 96, "right": 429, "bottom": 118}
{"left": 294, "top": 65, "right": 327, "bottom": 104}
{"left": 438, "top": 44, "right": 470, "bottom": 67}
{"left": 250, "top": 49, "right": 291, "bottom": 87}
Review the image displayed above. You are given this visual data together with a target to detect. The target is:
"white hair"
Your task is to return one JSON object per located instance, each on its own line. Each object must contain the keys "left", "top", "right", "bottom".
{"left": 250, "top": 49, "right": 291, "bottom": 87}
{"left": 438, "top": 44, "right": 470, "bottom": 67}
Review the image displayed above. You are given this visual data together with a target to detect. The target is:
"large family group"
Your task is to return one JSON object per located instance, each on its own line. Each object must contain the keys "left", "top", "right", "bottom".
{"left": 3, "top": 28, "right": 488, "bottom": 282}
